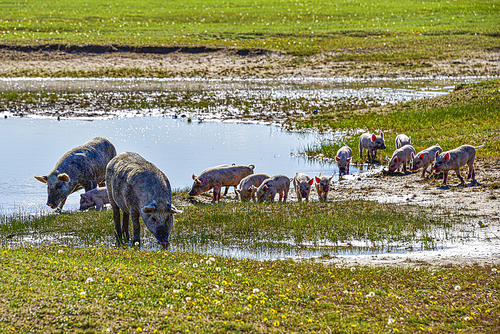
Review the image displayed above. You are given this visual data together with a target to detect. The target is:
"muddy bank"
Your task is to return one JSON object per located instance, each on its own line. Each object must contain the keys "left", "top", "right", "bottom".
{"left": 0, "top": 47, "right": 499, "bottom": 78}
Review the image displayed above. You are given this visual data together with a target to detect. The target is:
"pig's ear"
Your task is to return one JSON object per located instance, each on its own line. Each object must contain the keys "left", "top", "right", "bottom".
{"left": 194, "top": 178, "right": 204, "bottom": 186}
{"left": 263, "top": 185, "right": 268, "bottom": 191}
{"left": 393, "top": 157, "right": 398, "bottom": 163}
{"left": 58, "top": 173, "right": 70, "bottom": 182}
{"left": 315, "top": 176, "right": 320, "bottom": 183}
{"left": 167, "top": 204, "right": 182, "bottom": 214}
{"left": 308, "top": 178, "right": 314, "bottom": 185}
{"left": 250, "top": 185, "right": 257, "bottom": 191}
{"left": 419, "top": 153, "right": 424, "bottom": 160}
{"left": 411, "top": 152, "right": 414, "bottom": 159}
{"left": 435, "top": 151, "right": 440, "bottom": 159}
{"left": 192, "top": 173, "right": 197, "bottom": 180}
{"left": 371, "top": 134, "right": 376, "bottom": 142}
{"left": 347, "top": 158, "right": 351, "bottom": 162}
{"left": 34, "top": 175, "right": 48, "bottom": 184}
{"left": 335, "top": 156, "right": 340, "bottom": 161}
{"left": 142, "top": 202, "right": 157, "bottom": 214}
{"left": 444, "top": 153, "right": 450, "bottom": 161}
{"left": 80, "top": 194, "right": 88, "bottom": 201}
{"left": 380, "top": 132, "right": 384, "bottom": 138}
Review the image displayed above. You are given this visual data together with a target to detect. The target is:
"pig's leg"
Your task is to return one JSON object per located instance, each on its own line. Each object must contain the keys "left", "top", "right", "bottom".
{"left": 95, "top": 199, "right": 104, "bottom": 210}
{"left": 122, "top": 211, "right": 130, "bottom": 242}
{"left": 403, "top": 161, "right": 407, "bottom": 173}
{"left": 131, "top": 210, "right": 141, "bottom": 245}
{"left": 442, "top": 171, "right": 449, "bottom": 185}
{"left": 467, "top": 160, "right": 475, "bottom": 180}
{"left": 223, "top": 186, "right": 230, "bottom": 196}
{"left": 454, "top": 168, "right": 465, "bottom": 184}
{"left": 111, "top": 201, "right": 123, "bottom": 245}
{"left": 212, "top": 186, "right": 221, "bottom": 202}
{"left": 372, "top": 149, "right": 378, "bottom": 161}
{"left": 83, "top": 180, "right": 95, "bottom": 192}
{"left": 359, "top": 145, "right": 363, "bottom": 159}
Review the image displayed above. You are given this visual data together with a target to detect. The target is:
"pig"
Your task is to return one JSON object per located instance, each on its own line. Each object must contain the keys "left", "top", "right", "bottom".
{"left": 34, "top": 137, "right": 116, "bottom": 210}
{"left": 293, "top": 173, "right": 314, "bottom": 202}
{"left": 395, "top": 134, "right": 411, "bottom": 149}
{"left": 315, "top": 173, "right": 334, "bottom": 202}
{"left": 79, "top": 187, "right": 109, "bottom": 211}
{"left": 253, "top": 174, "right": 291, "bottom": 203}
{"left": 388, "top": 145, "right": 416, "bottom": 173}
{"left": 359, "top": 132, "right": 386, "bottom": 162}
{"left": 335, "top": 145, "right": 353, "bottom": 175}
{"left": 410, "top": 144, "right": 443, "bottom": 178}
{"left": 106, "top": 152, "right": 182, "bottom": 247}
{"left": 432, "top": 143, "right": 485, "bottom": 185}
{"left": 189, "top": 164, "right": 255, "bottom": 202}
{"left": 235, "top": 173, "right": 270, "bottom": 202}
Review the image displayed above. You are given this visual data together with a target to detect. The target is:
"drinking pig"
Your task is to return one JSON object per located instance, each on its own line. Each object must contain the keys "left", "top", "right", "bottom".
{"left": 359, "top": 132, "right": 386, "bottom": 162}
{"left": 395, "top": 134, "right": 411, "bottom": 149}
{"left": 432, "top": 143, "right": 485, "bottom": 185}
{"left": 189, "top": 164, "right": 255, "bottom": 202}
{"left": 388, "top": 145, "right": 416, "bottom": 173}
{"left": 410, "top": 144, "right": 443, "bottom": 178}
{"left": 315, "top": 173, "right": 334, "bottom": 202}
{"left": 335, "top": 145, "right": 353, "bottom": 175}
{"left": 235, "top": 173, "right": 269, "bottom": 202}
{"left": 80, "top": 187, "right": 109, "bottom": 211}
{"left": 293, "top": 173, "right": 314, "bottom": 202}
{"left": 253, "top": 174, "right": 290, "bottom": 203}
{"left": 106, "top": 152, "right": 182, "bottom": 247}
{"left": 34, "top": 137, "right": 116, "bottom": 210}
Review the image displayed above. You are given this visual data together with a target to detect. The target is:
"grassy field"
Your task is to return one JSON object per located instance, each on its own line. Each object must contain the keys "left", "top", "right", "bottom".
{"left": 0, "top": 0, "right": 499, "bottom": 58}
{"left": 300, "top": 79, "right": 500, "bottom": 160}
{"left": 0, "top": 203, "right": 498, "bottom": 333}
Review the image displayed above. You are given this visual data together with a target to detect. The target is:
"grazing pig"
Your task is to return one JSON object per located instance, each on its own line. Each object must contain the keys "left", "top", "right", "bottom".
{"left": 388, "top": 145, "right": 416, "bottom": 173}
{"left": 359, "top": 132, "right": 386, "bottom": 162}
{"left": 189, "top": 164, "right": 255, "bottom": 202}
{"left": 80, "top": 187, "right": 109, "bottom": 211}
{"left": 293, "top": 173, "right": 314, "bottom": 202}
{"left": 432, "top": 143, "right": 485, "bottom": 185}
{"left": 395, "top": 134, "right": 411, "bottom": 149}
{"left": 315, "top": 173, "right": 334, "bottom": 202}
{"left": 235, "top": 173, "right": 270, "bottom": 202}
{"left": 34, "top": 137, "right": 116, "bottom": 210}
{"left": 335, "top": 145, "right": 353, "bottom": 175}
{"left": 106, "top": 152, "right": 182, "bottom": 247}
{"left": 253, "top": 175, "right": 290, "bottom": 203}
{"left": 411, "top": 144, "right": 443, "bottom": 178}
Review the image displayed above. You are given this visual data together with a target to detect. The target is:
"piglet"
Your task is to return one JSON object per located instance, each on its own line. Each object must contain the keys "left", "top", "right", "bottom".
{"left": 235, "top": 173, "right": 269, "bottom": 202}
{"left": 395, "top": 134, "right": 411, "bottom": 149}
{"left": 410, "top": 144, "right": 443, "bottom": 178}
{"left": 433, "top": 143, "right": 485, "bottom": 185}
{"left": 335, "top": 145, "right": 352, "bottom": 175}
{"left": 359, "top": 132, "right": 386, "bottom": 162}
{"left": 80, "top": 187, "right": 109, "bottom": 211}
{"left": 388, "top": 145, "right": 416, "bottom": 173}
{"left": 315, "top": 173, "right": 334, "bottom": 202}
{"left": 293, "top": 173, "right": 314, "bottom": 202}
{"left": 253, "top": 175, "right": 290, "bottom": 203}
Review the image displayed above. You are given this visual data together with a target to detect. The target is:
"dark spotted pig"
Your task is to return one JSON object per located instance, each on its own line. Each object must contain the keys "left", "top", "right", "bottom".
{"left": 410, "top": 144, "right": 443, "bottom": 178}
{"left": 189, "top": 164, "right": 255, "bottom": 202}
{"left": 433, "top": 143, "right": 485, "bottom": 185}
{"left": 235, "top": 173, "right": 269, "bottom": 202}
{"left": 34, "top": 137, "right": 116, "bottom": 210}
{"left": 106, "top": 152, "right": 182, "bottom": 247}
{"left": 359, "top": 132, "right": 386, "bottom": 162}
{"left": 254, "top": 174, "right": 291, "bottom": 203}
{"left": 80, "top": 187, "right": 109, "bottom": 211}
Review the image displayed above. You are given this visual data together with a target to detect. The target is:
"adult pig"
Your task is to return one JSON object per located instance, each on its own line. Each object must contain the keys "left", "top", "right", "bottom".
{"left": 80, "top": 187, "right": 109, "bottom": 211}
{"left": 335, "top": 145, "right": 353, "bottom": 175}
{"left": 359, "top": 132, "right": 386, "bottom": 162}
{"left": 106, "top": 152, "right": 182, "bottom": 247}
{"left": 433, "top": 143, "right": 485, "bottom": 185}
{"left": 388, "top": 145, "right": 415, "bottom": 173}
{"left": 410, "top": 144, "right": 443, "bottom": 178}
{"left": 34, "top": 137, "right": 116, "bottom": 210}
{"left": 315, "top": 173, "right": 334, "bottom": 202}
{"left": 189, "top": 164, "right": 255, "bottom": 202}
{"left": 254, "top": 174, "right": 290, "bottom": 203}
{"left": 395, "top": 134, "right": 411, "bottom": 149}
{"left": 293, "top": 173, "right": 314, "bottom": 202}
{"left": 235, "top": 173, "right": 269, "bottom": 202}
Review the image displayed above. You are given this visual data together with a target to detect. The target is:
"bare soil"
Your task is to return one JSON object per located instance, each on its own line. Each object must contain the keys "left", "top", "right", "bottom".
{"left": 2, "top": 46, "right": 499, "bottom": 266}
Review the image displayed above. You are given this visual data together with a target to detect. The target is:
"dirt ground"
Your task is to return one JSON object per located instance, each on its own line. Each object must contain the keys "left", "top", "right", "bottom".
{"left": 2, "top": 46, "right": 499, "bottom": 266}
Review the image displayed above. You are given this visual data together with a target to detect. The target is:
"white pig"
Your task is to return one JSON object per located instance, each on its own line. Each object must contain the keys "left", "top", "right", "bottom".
{"left": 359, "top": 132, "right": 386, "bottom": 162}
{"left": 253, "top": 175, "right": 290, "bottom": 203}
{"left": 410, "top": 144, "right": 443, "bottom": 178}
{"left": 388, "top": 145, "right": 416, "bottom": 173}
{"left": 395, "top": 134, "right": 411, "bottom": 149}
{"left": 293, "top": 173, "right": 314, "bottom": 202}
{"left": 79, "top": 187, "right": 109, "bottom": 211}
{"left": 235, "top": 173, "right": 269, "bottom": 202}
{"left": 335, "top": 145, "right": 353, "bottom": 175}
{"left": 433, "top": 143, "right": 485, "bottom": 185}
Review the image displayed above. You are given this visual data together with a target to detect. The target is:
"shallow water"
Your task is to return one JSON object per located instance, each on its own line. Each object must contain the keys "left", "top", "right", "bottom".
{"left": 0, "top": 116, "right": 377, "bottom": 214}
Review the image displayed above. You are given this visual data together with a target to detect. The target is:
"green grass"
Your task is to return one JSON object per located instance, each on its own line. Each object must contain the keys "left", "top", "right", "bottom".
{"left": 299, "top": 79, "right": 500, "bottom": 160}
{"left": 0, "top": 245, "right": 498, "bottom": 333}
{"left": 0, "top": 0, "right": 498, "bottom": 58}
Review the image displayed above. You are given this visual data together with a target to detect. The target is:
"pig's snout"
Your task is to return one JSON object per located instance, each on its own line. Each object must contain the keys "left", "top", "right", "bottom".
{"left": 47, "top": 201, "right": 57, "bottom": 209}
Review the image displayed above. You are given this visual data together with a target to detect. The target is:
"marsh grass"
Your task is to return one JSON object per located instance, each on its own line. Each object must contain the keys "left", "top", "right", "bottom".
{"left": 300, "top": 79, "right": 500, "bottom": 160}
{"left": 0, "top": 245, "right": 498, "bottom": 333}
